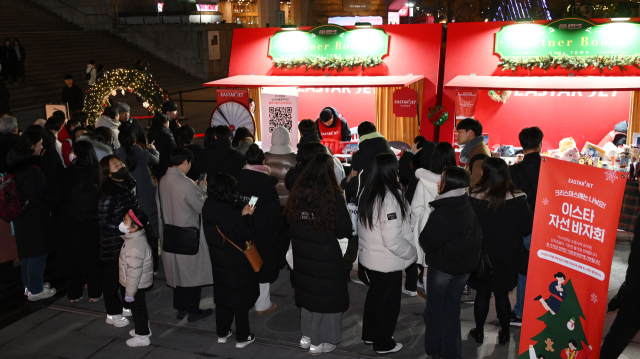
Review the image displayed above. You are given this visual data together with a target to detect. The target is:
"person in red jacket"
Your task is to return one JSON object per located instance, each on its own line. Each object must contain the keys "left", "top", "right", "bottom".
{"left": 560, "top": 340, "right": 592, "bottom": 359}
{"left": 60, "top": 117, "right": 81, "bottom": 166}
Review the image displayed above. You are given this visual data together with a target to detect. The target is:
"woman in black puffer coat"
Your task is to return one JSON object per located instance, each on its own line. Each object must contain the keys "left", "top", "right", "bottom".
{"left": 98, "top": 154, "right": 138, "bottom": 328}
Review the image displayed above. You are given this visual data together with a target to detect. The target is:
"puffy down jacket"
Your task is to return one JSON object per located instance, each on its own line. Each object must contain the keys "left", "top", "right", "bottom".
{"left": 98, "top": 179, "right": 138, "bottom": 263}
{"left": 119, "top": 229, "right": 154, "bottom": 296}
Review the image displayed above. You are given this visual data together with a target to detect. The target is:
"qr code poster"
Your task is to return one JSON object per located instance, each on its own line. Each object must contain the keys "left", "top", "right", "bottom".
{"left": 260, "top": 89, "right": 299, "bottom": 152}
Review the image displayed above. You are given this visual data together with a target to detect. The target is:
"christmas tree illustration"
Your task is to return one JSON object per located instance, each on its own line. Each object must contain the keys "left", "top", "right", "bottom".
{"left": 519, "top": 280, "right": 590, "bottom": 359}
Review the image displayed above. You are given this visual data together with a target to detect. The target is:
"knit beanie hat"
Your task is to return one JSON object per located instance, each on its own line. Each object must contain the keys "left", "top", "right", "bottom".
{"left": 269, "top": 126, "right": 294, "bottom": 154}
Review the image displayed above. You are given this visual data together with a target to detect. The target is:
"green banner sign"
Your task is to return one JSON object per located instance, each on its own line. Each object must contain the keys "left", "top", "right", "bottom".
{"left": 495, "top": 18, "right": 640, "bottom": 58}
{"left": 268, "top": 24, "right": 389, "bottom": 59}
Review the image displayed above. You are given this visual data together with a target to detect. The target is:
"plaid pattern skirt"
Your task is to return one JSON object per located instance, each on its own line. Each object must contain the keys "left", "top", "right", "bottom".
{"left": 619, "top": 181, "right": 640, "bottom": 232}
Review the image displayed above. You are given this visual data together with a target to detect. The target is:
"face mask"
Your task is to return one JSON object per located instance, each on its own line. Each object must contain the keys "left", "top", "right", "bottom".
{"left": 69, "top": 153, "right": 76, "bottom": 163}
{"left": 110, "top": 167, "right": 128, "bottom": 180}
{"left": 118, "top": 222, "right": 130, "bottom": 234}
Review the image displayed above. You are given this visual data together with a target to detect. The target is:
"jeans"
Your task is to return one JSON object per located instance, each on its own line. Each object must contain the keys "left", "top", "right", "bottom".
{"left": 424, "top": 267, "right": 469, "bottom": 359}
{"left": 21, "top": 255, "right": 48, "bottom": 294}
{"left": 514, "top": 234, "right": 532, "bottom": 318}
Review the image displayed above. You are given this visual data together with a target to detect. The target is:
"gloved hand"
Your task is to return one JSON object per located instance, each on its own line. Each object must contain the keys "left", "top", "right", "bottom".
{"left": 124, "top": 294, "right": 135, "bottom": 303}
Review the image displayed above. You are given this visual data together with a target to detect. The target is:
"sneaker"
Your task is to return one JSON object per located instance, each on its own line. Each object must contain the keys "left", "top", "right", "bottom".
{"left": 363, "top": 340, "right": 373, "bottom": 345}
{"left": 24, "top": 282, "right": 50, "bottom": 296}
{"left": 70, "top": 296, "right": 83, "bottom": 303}
{"left": 122, "top": 308, "right": 132, "bottom": 317}
{"left": 27, "top": 287, "right": 56, "bottom": 301}
{"left": 462, "top": 285, "right": 471, "bottom": 296}
{"left": 401, "top": 288, "right": 417, "bottom": 297}
{"left": 106, "top": 314, "right": 130, "bottom": 327}
{"left": 129, "top": 328, "right": 152, "bottom": 337}
{"left": 375, "top": 343, "right": 403, "bottom": 354}
{"left": 89, "top": 295, "right": 103, "bottom": 303}
{"left": 126, "top": 335, "right": 150, "bottom": 347}
{"left": 309, "top": 343, "right": 336, "bottom": 355}
{"left": 218, "top": 331, "right": 232, "bottom": 344}
{"left": 256, "top": 302, "right": 278, "bottom": 315}
{"left": 417, "top": 281, "right": 426, "bottom": 291}
{"left": 236, "top": 334, "right": 255, "bottom": 349}
{"left": 300, "top": 336, "right": 311, "bottom": 349}
{"left": 187, "top": 308, "right": 213, "bottom": 323}
{"left": 510, "top": 311, "right": 522, "bottom": 327}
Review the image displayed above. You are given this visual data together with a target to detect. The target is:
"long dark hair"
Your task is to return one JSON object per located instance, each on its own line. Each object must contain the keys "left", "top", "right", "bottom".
{"left": 204, "top": 127, "right": 216, "bottom": 148}
{"left": 470, "top": 157, "right": 522, "bottom": 212}
{"left": 207, "top": 173, "right": 239, "bottom": 203}
{"left": 129, "top": 208, "right": 155, "bottom": 247}
{"left": 72, "top": 141, "right": 99, "bottom": 169}
{"left": 13, "top": 130, "right": 42, "bottom": 155}
{"left": 232, "top": 126, "right": 254, "bottom": 148}
{"left": 358, "top": 153, "right": 408, "bottom": 230}
{"left": 285, "top": 154, "right": 342, "bottom": 232}
{"left": 118, "top": 128, "right": 138, "bottom": 171}
{"left": 440, "top": 166, "right": 470, "bottom": 194}
{"left": 98, "top": 154, "right": 131, "bottom": 197}
{"left": 429, "top": 142, "right": 457, "bottom": 174}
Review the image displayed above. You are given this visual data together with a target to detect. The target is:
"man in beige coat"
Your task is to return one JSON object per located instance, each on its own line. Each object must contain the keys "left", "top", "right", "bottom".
{"left": 158, "top": 147, "right": 213, "bottom": 322}
{"left": 457, "top": 118, "right": 490, "bottom": 187}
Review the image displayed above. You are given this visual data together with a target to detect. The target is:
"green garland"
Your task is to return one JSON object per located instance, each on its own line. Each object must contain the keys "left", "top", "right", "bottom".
{"left": 498, "top": 54, "right": 640, "bottom": 73}
{"left": 272, "top": 56, "right": 384, "bottom": 72}
{"left": 84, "top": 69, "right": 167, "bottom": 124}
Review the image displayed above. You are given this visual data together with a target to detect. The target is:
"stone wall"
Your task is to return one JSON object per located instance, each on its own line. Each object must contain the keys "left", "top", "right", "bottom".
{"left": 30, "top": 0, "right": 114, "bottom": 30}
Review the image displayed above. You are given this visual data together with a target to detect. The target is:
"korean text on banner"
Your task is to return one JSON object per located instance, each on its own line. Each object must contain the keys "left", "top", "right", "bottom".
{"left": 518, "top": 158, "right": 625, "bottom": 359}
{"left": 455, "top": 88, "right": 479, "bottom": 119}
{"left": 260, "top": 88, "right": 299, "bottom": 152}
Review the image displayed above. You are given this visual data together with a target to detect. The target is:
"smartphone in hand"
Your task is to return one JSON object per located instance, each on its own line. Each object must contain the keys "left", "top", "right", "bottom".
{"left": 248, "top": 196, "right": 258, "bottom": 209}
{"left": 199, "top": 173, "right": 206, "bottom": 182}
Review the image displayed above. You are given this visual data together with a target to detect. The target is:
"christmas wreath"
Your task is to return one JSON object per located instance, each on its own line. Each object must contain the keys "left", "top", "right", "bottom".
{"left": 498, "top": 54, "right": 640, "bottom": 73}
{"left": 272, "top": 55, "right": 384, "bottom": 72}
{"left": 84, "top": 69, "right": 167, "bottom": 124}
{"left": 428, "top": 105, "right": 448, "bottom": 126}
{"left": 488, "top": 90, "right": 511, "bottom": 103}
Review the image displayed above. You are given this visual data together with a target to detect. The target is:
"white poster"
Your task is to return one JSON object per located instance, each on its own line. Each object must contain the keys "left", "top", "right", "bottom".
{"left": 208, "top": 31, "right": 220, "bottom": 60}
{"left": 260, "top": 87, "right": 298, "bottom": 152}
{"left": 45, "top": 103, "right": 68, "bottom": 120}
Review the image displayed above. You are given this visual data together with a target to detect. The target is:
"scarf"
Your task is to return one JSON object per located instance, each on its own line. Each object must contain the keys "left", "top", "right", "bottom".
{"left": 359, "top": 131, "right": 385, "bottom": 143}
{"left": 244, "top": 164, "right": 271, "bottom": 176}
{"left": 460, "top": 136, "right": 485, "bottom": 164}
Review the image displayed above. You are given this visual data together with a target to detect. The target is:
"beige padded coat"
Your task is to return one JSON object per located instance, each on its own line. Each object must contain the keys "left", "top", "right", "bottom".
{"left": 119, "top": 230, "right": 154, "bottom": 296}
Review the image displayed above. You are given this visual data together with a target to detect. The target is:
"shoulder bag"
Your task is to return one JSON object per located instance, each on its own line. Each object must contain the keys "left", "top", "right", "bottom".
{"left": 469, "top": 238, "right": 493, "bottom": 283}
{"left": 158, "top": 180, "right": 200, "bottom": 255}
{"left": 217, "top": 225, "right": 263, "bottom": 272}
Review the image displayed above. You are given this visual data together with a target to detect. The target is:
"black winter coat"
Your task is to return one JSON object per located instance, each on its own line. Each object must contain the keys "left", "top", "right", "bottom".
{"left": 40, "top": 147, "right": 64, "bottom": 198}
{"left": 0, "top": 133, "right": 18, "bottom": 173}
{"left": 146, "top": 125, "right": 176, "bottom": 180}
{"left": 420, "top": 191, "right": 482, "bottom": 275}
{"left": 185, "top": 143, "right": 204, "bottom": 181}
{"left": 98, "top": 179, "right": 138, "bottom": 263}
{"left": 52, "top": 165, "right": 101, "bottom": 277}
{"left": 341, "top": 136, "right": 394, "bottom": 200}
{"left": 202, "top": 199, "right": 259, "bottom": 309}
{"left": 192, "top": 138, "right": 245, "bottom": 180}
{"left": 509, "top": 152, "right": 542, "bottom": 214}
{"left": 5, "top": 153, "right": 54, "bottom": 258}
{"left": 119, "top": 118, "right": 147, "bottom": 145}
{"left": 61, "top": 84, "right": 85, "bottom": 114}
{"left": 612, "top": 214, "right": 640, "bottom": 326}
{"left": 236, "top": 168, "right": 286, "bottom": 283}
{"left": 468, "top": 193, "right": 533, "bottom": 291}
{"left": 284, "top": 163, "right": 303, "bottom": 191}
{"left": 290, "top": 191, "right": 352, "bottom": 313}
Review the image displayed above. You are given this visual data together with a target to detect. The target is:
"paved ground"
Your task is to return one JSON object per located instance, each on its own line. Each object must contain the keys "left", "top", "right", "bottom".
{"left": 0, "top": 240, "right": 638, "bottom": 359}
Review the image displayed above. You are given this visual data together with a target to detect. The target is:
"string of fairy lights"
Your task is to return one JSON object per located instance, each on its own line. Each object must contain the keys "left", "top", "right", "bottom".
{"left": 84, "top": 69, "right": 167, "bottom": 124}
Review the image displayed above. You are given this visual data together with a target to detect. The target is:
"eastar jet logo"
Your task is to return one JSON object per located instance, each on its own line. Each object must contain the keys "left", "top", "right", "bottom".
{"left": 513, "top": 91, "right": 617, "bottom": 97}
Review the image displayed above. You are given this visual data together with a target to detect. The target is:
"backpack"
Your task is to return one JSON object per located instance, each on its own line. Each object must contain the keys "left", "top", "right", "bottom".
{"left": 85, "top": 67, "right": 92, "bottom": 81}
{"left": 68, "top": 171, "right": 99, "bottom": 222}
{"left": 0, "top": 173, "right": 27, "bottom": 222}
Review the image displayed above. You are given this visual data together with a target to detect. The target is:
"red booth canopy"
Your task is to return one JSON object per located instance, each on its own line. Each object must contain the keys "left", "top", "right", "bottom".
{"left": 204, "top": 75, "right": 425, "bottom": 88}
{"left": 446, "top": 75, "right": 640, "bottom": 91}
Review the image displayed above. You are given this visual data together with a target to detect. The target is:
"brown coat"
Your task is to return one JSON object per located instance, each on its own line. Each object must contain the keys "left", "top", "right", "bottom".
{"left": 264, "top": 152, "right": 297, "bottom": 206}
{"left": 465, "top": 141, "right": 491, "bottom": 187}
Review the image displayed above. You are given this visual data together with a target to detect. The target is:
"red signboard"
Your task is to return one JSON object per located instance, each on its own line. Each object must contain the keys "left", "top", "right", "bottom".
{"left": 519, "top": 158, "right": 626, "bottom": 359}
{"left": 393, "top": 87, "right": 418, "bottom": 117}
{"left": 454, "top": 88, "right": 479, "bottom": 119}
{"left": 398, "top": 6, "right": 408, "bottom": 17}
{"left": 216, "top": 89, "right": 249, "bottom": 107}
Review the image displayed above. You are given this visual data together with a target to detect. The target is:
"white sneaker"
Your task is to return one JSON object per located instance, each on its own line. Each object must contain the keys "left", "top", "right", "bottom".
{"left": 106, "top": 314, "right": 130, "bottom": 327}
{"left": 126, "top": 335, "right": 150, "bottom": 347}
{"left": 376, "top": 343, "right": 403, "bottom": 354}
{"left": 401, "top": 287, "right": 417, "bottom": 297}
{"left": 236, "top": 334, "right": 255, "bottom": 348}
{"left": 129, "top": 328, "right": 152, "bottom": 337}
{"left": 122, "top": 308, "right": 132, "bottom": 317}
{"left": 24, "top": 282, "right": 50, "bottom": 296}
{"left": 218, "top": 331, "right": 232, "bottom": 344}
{"left": 417, "top": 281, "right": 426, "bottom": 291}
{"left": 309, "top": 343, "right": 336, "bottom": 355}
{"left": 27, "top": 287, "right": 56, "bottom": 301}
{"left": 300, "top": 336, "right": 311, "bottom": 349}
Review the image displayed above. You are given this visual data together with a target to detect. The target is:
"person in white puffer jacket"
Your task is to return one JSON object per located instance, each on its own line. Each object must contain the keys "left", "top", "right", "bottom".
{"left": 95, "top": 106, "right": 121, "bottom": 149}
{"left": 409, "top": 142, "right": 458, "bottom": 293}
{"left": 118, "top": 208, "right": 154, "bottom": 348}
{"left": 357, "top": 153, "right": 417, "bottom": 355}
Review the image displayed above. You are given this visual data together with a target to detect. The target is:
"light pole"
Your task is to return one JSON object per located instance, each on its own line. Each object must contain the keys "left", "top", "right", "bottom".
{"left": 406, "top": 2, "right": 414, "bottom": 24}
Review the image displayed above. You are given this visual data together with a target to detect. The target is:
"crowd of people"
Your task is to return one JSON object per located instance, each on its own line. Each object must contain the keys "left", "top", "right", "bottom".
{"left": 0, "top": 107, "right": 637, "bottom": 358}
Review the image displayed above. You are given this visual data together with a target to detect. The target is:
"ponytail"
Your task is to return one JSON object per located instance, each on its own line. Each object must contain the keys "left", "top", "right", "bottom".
{"left": 129, "top": 208, "right": 156, "bottom": 248}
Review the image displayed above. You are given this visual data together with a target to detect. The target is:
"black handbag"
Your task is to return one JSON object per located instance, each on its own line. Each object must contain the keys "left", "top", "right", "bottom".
{"left": 158, "top": 180, "right": 200, "bottom": 255}
{"left": 469, "top": 239, "right": 493, "bottom": 283}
